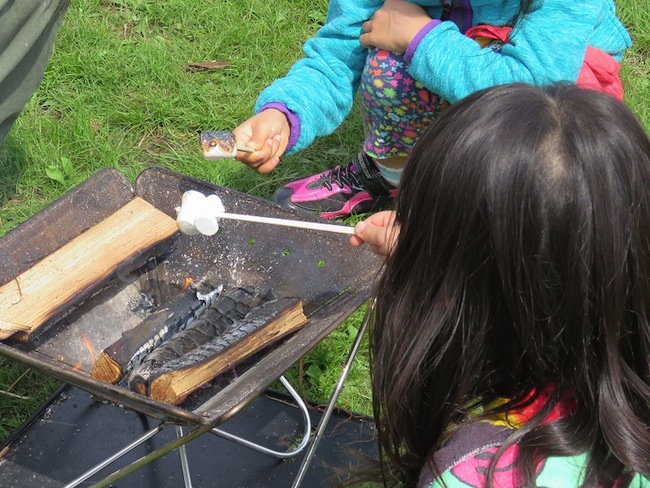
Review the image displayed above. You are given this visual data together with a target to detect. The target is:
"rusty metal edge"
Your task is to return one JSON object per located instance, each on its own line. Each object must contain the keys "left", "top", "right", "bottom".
{"left": 0, "top": 342, "right": 205, "bottom": 425}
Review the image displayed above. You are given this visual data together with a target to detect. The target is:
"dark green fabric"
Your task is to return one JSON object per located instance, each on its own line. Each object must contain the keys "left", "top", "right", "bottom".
{"left": 0, "top": 0, "right": 69, "bottom": 145}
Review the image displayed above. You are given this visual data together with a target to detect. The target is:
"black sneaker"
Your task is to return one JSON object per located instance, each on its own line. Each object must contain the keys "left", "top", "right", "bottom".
{"left": 272, "top": 153, "right": 397, "bottom": 219}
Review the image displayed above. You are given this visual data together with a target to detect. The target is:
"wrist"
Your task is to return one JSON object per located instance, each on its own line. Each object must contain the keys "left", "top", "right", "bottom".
{"left": 405, "top": 19, "right": 441, "bottom": 63}
{"left": 258, "top": 102, "right": 300, "bottom": 150}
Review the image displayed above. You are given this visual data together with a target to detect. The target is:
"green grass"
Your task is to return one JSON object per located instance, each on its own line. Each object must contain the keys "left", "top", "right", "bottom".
{"left": 0, "top": 0, "right": 648, "bottom": 445}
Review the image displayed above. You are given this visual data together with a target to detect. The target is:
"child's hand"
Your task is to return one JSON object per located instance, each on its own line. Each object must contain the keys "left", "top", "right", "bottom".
{"left": 350, "top": 210, "right": 399, "bottom": 258}
{"left": 359, "top": 0, "right": 431, "bottom": 53}
{"left": 232, "top": 109, "right": 291, "bottom": 174}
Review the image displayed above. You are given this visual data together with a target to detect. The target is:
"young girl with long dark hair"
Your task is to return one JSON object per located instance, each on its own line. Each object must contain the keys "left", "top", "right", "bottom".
{"left": 350, "top": 83, "right": 650, "bottom": 487}
{"left": 231, "top": 0, "right": 630, "bottom": 220}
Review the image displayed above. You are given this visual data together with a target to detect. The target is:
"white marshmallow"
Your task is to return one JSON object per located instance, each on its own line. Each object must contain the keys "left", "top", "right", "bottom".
{"left": 194, "top": 212, "right": 219, "bottom": 236}
{"left": 194, "top": 194, "right": 225, "bottom": 236}
{"left": 176, "top": 191, "right": 226, "bottom": 236}
{"left": 182, "top": 190, "right": 206, "bottom": 206}
{"left": 176, "top": 190, "right": 206, "bottom": 235}
{"left": 206, "top": 194, "right": 226, "bottom": 214}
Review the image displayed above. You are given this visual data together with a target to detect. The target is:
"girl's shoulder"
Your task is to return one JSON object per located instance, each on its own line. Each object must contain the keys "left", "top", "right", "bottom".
{"left": 418, "top": 420, "right": 596, "bottom": 488}
{"left": 418, "top": 421, "right": 512, "bottom": 488}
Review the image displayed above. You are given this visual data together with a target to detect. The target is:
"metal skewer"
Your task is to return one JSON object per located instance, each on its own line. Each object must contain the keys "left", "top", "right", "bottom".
{"left": 215, "top": 212, "right": 356, "bottom": 235}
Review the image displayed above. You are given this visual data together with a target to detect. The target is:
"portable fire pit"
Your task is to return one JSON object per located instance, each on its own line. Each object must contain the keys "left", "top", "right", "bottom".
{"left": 0, "top": 167, "right": 382, "bottom": 487}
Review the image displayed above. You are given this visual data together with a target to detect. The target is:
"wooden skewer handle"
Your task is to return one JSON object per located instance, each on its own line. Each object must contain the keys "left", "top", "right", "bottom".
{"left": 216, "top": 212, "right": 356, "bottom": 235}
{"left": 236, "top": 146, "right": 255, "bottom": 153}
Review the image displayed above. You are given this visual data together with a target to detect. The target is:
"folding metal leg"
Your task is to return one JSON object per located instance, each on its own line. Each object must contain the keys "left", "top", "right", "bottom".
{"left": 88, "top": 421, "right": 216, "bottom": 488}
{"left": 210, "top": 375, "right": 312, "bottom": 458}
{"left": 62, "top": 423, "right": 166, "bottom": 488}
{"left": 175, "top": 426, "right": 193, "bottom": 488}
{"left": 62, "top": 374, "right": 312, "bottom": 488}
{"left": 291, "top": 306, "right": 371, "bottom": 488}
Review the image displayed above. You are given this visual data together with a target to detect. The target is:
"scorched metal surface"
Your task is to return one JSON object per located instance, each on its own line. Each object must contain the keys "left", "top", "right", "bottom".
{"left": 0, "top": 167, "right": 381, "bottom": 426}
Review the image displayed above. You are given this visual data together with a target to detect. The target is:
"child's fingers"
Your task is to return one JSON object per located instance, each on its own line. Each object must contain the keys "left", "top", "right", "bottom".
{"left": 352, "top": 212, "right": 398, "bottom": 257}
{"left": 235, "top": 148, "right": 273, "bottom": 172}
{"left": 242, "top": 137, "right": 283, "bottom": 174}
{"left": 233, "top": 122, "right": 272, "bottom": 154}
{"left": 349, "top": 234, "right": 365, "bottom": 247}
{"left": 240, "top": 145, "right": 281, "bottom": 173}
{"left": 236, "top": 133, "right": 285, "bottom": 170}
{"left": 361, "top": 226, "right": 390, "bottom": 254}
{"left": 368, "top": 210, "right": 396, "bottom": 228}
{"left": 266, "top": 134, "right": 285, "bottom": 161}
{"left": 232, "top": 124, "right": 254, "bottom": 146}
{"left": 235, "top": 148, "right": 266, "bottom": 166}
{"left": 254, "top": 156, "right": 280, "bottom": 175}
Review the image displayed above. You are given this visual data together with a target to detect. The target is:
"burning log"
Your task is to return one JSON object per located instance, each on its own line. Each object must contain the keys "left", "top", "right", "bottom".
{"left": 0, "top": 197, "right": 179, "bottom": 341}
{"left": 90, "top": 283, "right": 221, "bottom": 384}
{"left": 125, "top": 284, "right": 273, "bottom": 391}
{"left": 133, "top": 297, "right": 306, "bottom": 405}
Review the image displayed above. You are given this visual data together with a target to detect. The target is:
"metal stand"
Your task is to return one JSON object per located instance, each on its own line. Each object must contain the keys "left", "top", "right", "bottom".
{"left": 210, "top": 376, "right": 312, "bottom": 459}
{"left": 62, "top": 424, "right": 165, "bottom": 488}
{"left": 62, "top": 375, "right": 311, "bottom": 488}
{"left": 176, "top": 426, "right": 193, "bottom": 488}
{"left": 62, "top": 306, "right": 372, "bottom": 488}
{"left": 291, "top": 306, "right": 371, "bottom": 488}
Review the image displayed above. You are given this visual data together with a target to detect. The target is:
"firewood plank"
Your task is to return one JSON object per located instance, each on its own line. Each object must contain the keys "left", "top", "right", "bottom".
{"left": 147, "top": 297, "right": 306, "bottom": 405}
{"left": 0, "top": 197, "right": 179, "bottom": 340}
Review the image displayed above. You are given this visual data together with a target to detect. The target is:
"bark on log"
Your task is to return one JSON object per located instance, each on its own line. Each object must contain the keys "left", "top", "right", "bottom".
{"left": 91, "top": 287, "right": 206, "bottom": 384}
{"left": 126, "top": 284, "right": 273, "bottom": 392}
{"left": 137, "top": 297, "right": 306, "bottom": 404}
{"left": 0, "top": 197, "right": 179, "bottom": 341}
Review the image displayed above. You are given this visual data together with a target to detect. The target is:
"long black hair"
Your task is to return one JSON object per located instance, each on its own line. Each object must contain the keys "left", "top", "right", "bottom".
{"left": 370, "top": 83, "right": 650, "bottom": 487}
{"left": 514, "top": 0, "right": 538, "bottom": 24}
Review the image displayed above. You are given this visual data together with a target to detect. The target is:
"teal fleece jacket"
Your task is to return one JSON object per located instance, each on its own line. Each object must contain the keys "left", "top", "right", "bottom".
{"left": 254, "top": 0, "right": 631, "bottom": 154}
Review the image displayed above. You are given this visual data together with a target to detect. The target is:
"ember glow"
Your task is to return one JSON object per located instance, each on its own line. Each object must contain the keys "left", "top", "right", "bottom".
{"left": 182, "top": 276, "right": 194, "bottom": 290}
{"left": 81, "top": 334, "right": 97, "bottom": 365}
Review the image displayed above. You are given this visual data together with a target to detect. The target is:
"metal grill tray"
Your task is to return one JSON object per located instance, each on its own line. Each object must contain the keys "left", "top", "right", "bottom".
{"left": 0, "top": 167, "right": 381, "bottom": 426}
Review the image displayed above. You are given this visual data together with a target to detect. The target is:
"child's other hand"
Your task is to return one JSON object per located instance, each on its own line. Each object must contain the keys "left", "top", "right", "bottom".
{"left": 350, "top": 210, "right": 399, "bottom": 258}
{"left": 360, "top": 0, "right": 431, "bottom": 53}
{"left": 233, "top": 109, "right": 290, "bottom": 174}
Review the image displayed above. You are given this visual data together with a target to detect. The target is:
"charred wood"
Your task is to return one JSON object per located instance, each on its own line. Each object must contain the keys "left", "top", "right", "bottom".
{"left": 90, "top": 282, "right": 221, "bottom": 384}
{"left": 134, "top": 297, "right": 306, "bottom": 404}
{"left": 126, "top": 284, "right": 273, "bottom": 392}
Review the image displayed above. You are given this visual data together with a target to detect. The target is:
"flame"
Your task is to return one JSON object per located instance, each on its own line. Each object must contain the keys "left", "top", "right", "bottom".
{"left": 72, "top": 362, "right": 82, "bottom": 372}
{"left": 81, "top": 334, "right": 97, "bottom": 365}
{"left": 182, "top": 276, "right": 194, "bottom": 290}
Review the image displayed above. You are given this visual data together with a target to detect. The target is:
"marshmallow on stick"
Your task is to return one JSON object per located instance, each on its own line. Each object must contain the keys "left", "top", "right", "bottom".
{"left": 176, "top": 191, "right": 225, "bottom": 236}
{"left": 200, "top": 130, "right": 254, "bottom": 159}
{"left": 176, "top": 190, "right": 355, "bottom": 236}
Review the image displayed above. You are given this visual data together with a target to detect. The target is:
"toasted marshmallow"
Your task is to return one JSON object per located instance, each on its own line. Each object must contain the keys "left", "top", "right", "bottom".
{"left": 200, "top": 130, "right": 238, "bottom": 159}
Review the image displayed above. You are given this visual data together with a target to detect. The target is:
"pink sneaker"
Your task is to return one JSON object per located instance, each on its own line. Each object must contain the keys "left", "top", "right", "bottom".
{"left": 272, "top": 153, "right": 397, "bottom": 219}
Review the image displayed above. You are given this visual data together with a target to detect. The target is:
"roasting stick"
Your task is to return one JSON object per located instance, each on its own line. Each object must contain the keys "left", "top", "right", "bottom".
{"left": 176, "top": 190, "right": 356, "bottom": 236}
{"left": 214, "top": 211, "right": 356, "bottom": 235}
